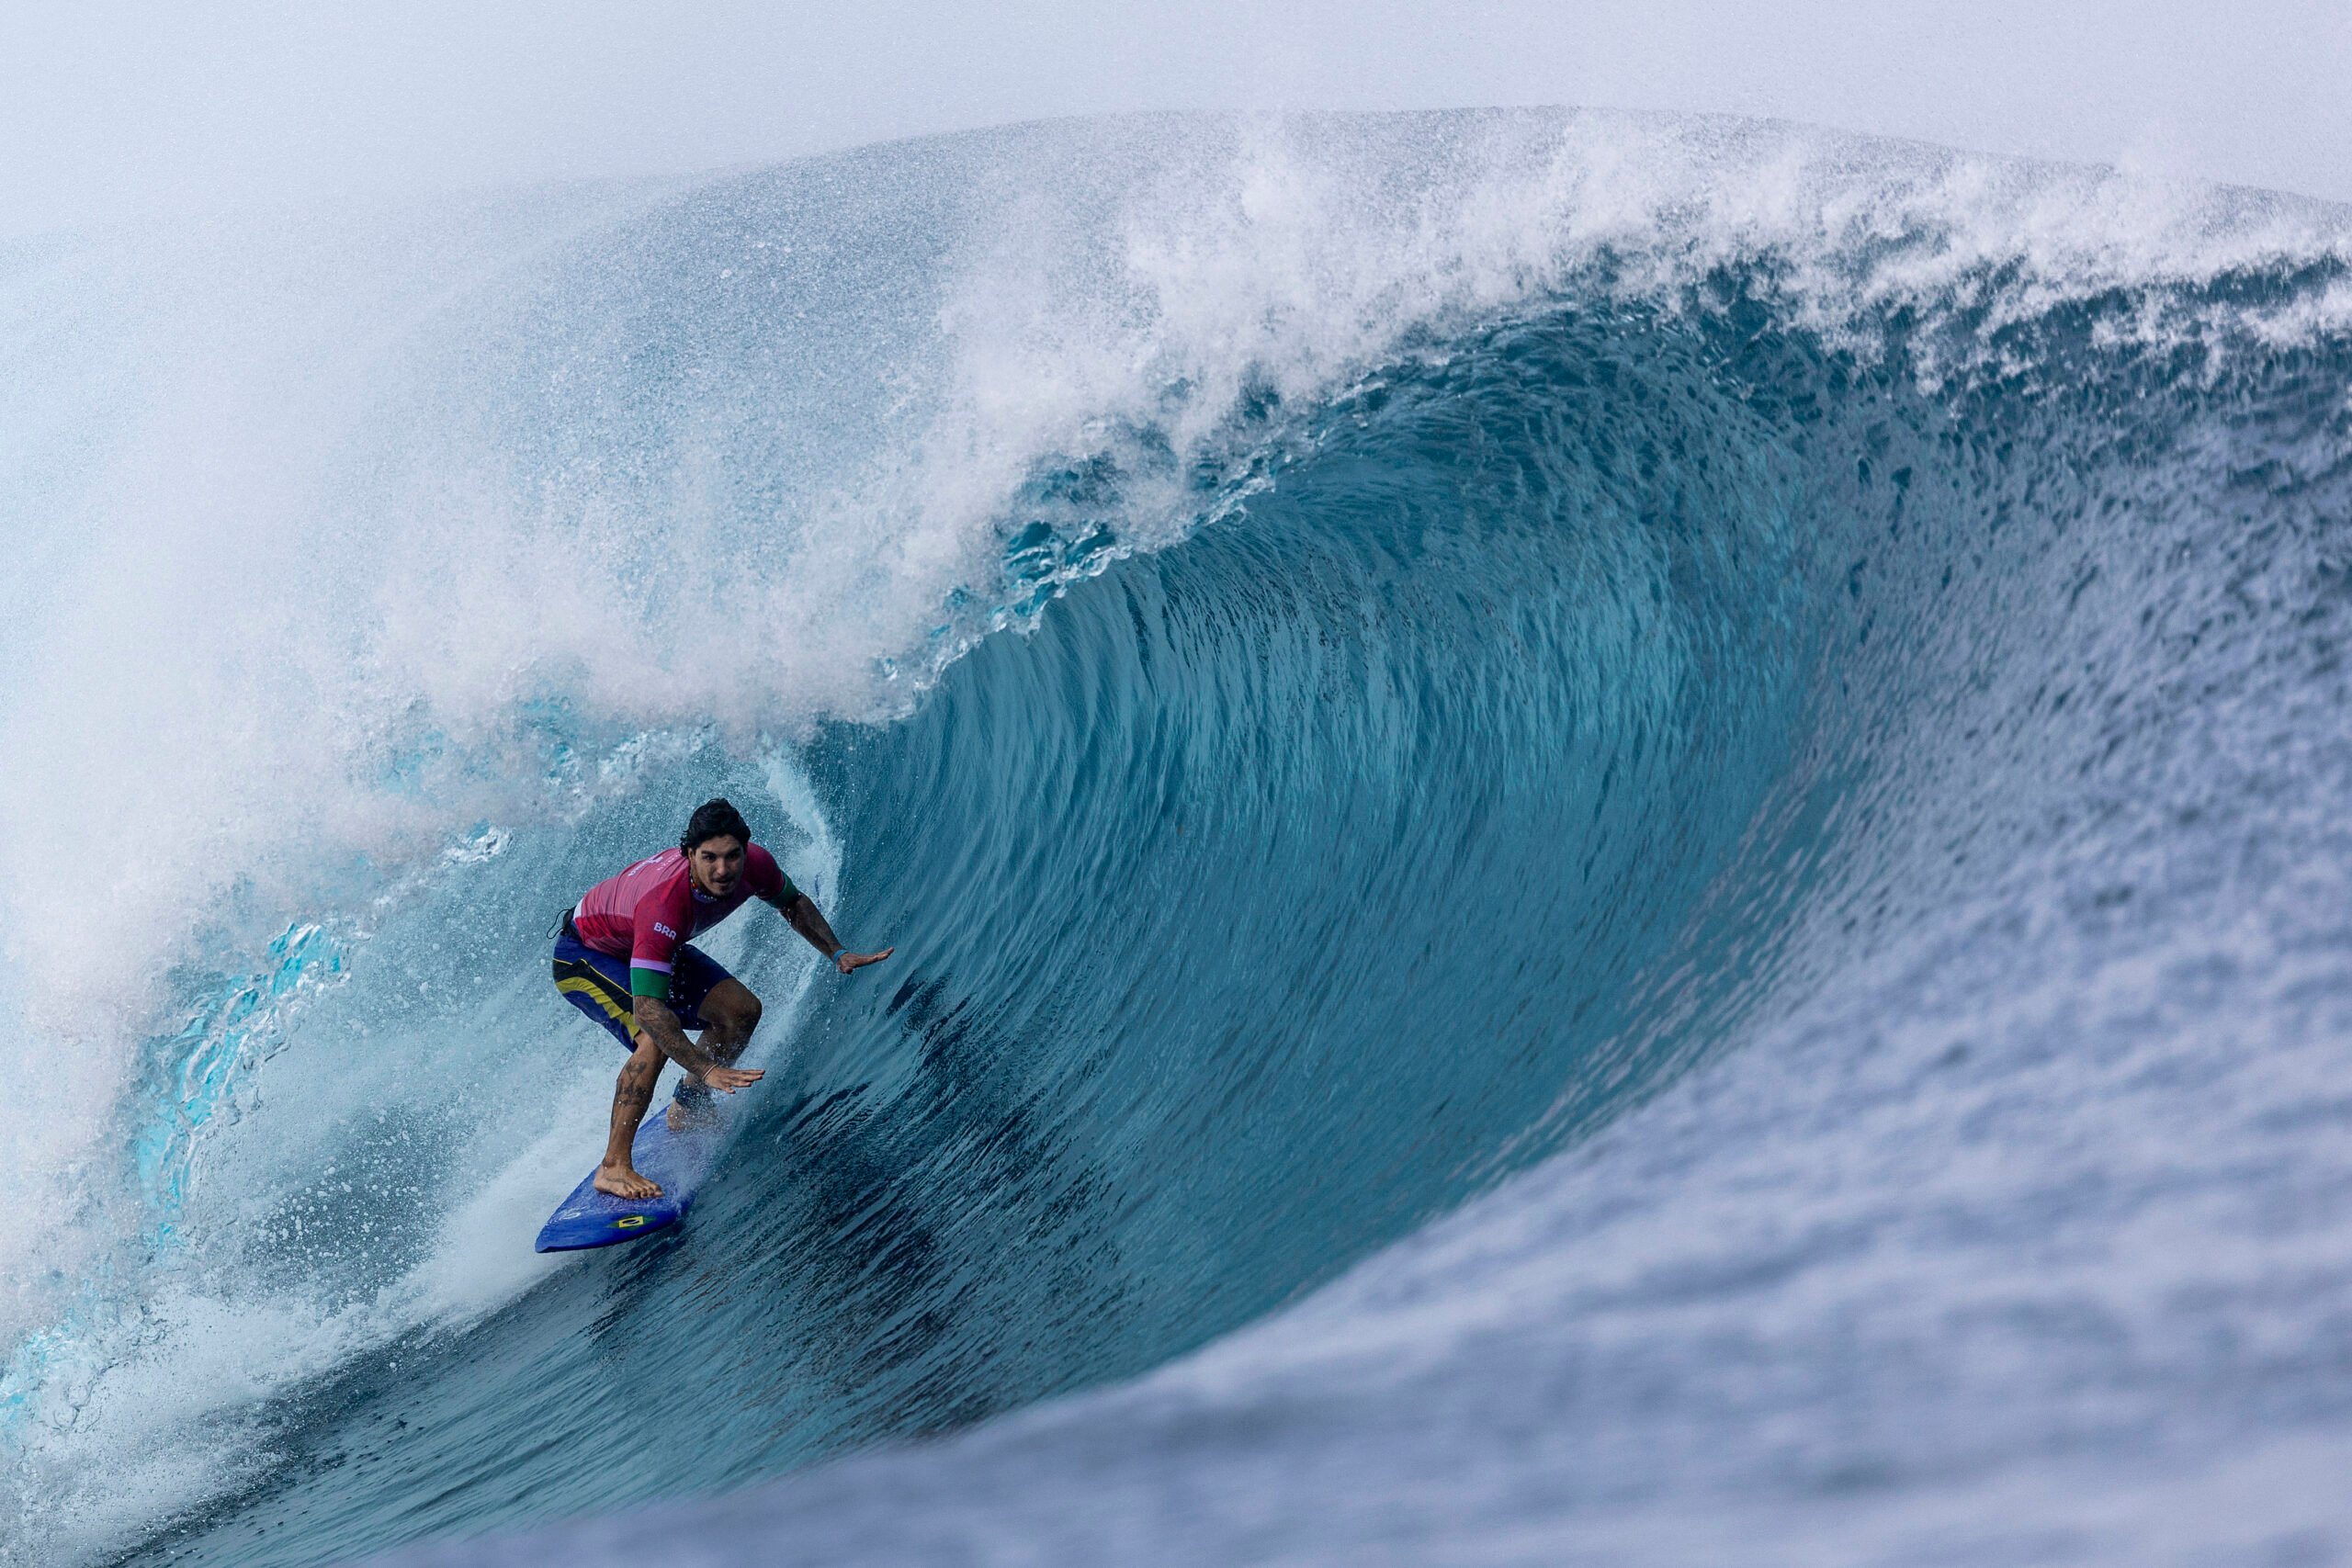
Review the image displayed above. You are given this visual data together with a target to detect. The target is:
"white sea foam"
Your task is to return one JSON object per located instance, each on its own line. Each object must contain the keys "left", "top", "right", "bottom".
{"left": 5, "top": 108, "right": 2351, "bottom": 1562}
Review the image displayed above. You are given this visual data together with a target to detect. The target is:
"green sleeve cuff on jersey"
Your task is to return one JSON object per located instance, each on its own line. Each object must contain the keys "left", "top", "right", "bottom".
{"left": 772, "top": 874, "right": 803, "bottom": 907}
{"left": 629, "top": 965, "right": 672, "bottom": 1000}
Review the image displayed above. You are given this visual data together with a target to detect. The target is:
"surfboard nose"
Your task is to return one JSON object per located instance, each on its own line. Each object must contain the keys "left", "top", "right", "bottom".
{"left": 533, "top": 1098, "right": 726, "bottom": 1252}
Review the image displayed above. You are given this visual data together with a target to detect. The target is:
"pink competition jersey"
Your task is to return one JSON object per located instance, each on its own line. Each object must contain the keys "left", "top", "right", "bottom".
{"left": 572, "top": 844, "right": 793, "bottom": 981}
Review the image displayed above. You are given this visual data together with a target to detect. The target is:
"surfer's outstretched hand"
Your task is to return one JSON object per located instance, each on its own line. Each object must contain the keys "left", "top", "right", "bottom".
{"left": 699, "top": 1065, "right": 764, "bottom": 1092}
{"left": 836, "top": 947, "right": 894, "bottom": 975}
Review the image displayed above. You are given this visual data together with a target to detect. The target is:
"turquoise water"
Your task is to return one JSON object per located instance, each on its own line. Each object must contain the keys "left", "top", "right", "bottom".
{"left": 6, "top": 112, "right": 2352, "bottom": 1566}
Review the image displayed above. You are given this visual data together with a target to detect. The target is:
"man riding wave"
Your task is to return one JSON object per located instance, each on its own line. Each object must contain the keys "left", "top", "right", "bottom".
{"left": 553, "top": 797, "right": 892, "bottom": 1199}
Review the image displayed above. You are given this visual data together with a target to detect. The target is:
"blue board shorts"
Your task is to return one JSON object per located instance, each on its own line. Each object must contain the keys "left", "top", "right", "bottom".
{"left": 552, "top": 914, "right": 733, "bottom": 1050}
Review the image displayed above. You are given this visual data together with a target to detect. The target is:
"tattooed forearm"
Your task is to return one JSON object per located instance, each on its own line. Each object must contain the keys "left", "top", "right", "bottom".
{"left": 632, "top": 997, "right": 714, "bottom": 1077}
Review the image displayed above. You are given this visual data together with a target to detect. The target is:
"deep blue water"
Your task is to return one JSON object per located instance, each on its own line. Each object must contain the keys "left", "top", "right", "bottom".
{"left": 7, "top": 112, "right": 2352, "bottom": 1567}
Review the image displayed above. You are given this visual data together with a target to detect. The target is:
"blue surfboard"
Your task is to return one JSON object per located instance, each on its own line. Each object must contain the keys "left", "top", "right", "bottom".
{"left": 535, "top": 1093, "right": 729, "bottom": 1252}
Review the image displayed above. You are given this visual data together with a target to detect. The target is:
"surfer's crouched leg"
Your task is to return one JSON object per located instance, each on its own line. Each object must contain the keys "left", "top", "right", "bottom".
{"left": 594, "top": 1035, "right": 667, "bottom": 1201}
{"left": 698, "top": 978, "right": 763, "bottom": 1061}
{"left": 670, "top": 979, "right": 761, "bottom": 1131}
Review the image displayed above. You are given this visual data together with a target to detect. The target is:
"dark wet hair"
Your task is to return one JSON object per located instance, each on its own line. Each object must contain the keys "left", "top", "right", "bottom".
{"left": 681, "top": 797, "right": 752, "bottom": 855}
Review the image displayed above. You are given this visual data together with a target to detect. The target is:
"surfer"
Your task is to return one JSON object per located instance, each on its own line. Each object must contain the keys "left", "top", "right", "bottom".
{"left": 553, "top": 797, "right": 892, "bottom": 1199}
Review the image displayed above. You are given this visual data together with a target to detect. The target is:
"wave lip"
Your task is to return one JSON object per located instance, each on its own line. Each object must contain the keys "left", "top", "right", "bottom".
{"left": 6, "top": 109, "right": 2352, "bottom": 1565}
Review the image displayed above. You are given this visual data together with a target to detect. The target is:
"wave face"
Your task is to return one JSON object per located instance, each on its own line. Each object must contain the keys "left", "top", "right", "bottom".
{"left": 6, "top": 112, "right": 2352, "bottom": 1565}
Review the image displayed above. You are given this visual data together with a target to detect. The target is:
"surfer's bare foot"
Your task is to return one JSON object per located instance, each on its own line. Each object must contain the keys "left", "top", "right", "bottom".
{"left": 594, "top": 1163, "right": 661, "bottom": 1201}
